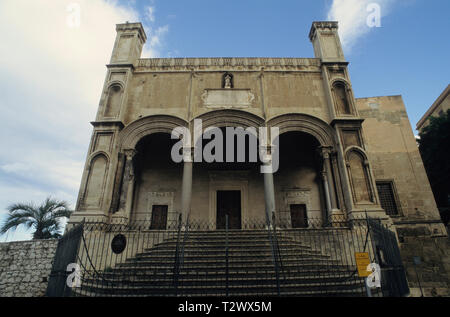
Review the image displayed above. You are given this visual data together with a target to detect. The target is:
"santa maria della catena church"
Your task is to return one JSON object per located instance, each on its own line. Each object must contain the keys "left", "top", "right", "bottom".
{"left": 65, "top": 21, "right": 449, "bottom": 297}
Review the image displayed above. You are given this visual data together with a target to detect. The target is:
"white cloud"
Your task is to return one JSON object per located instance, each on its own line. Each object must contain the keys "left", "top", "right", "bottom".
{"left": 327, "top": 0, "right": 395, "bottom": 51}
{"left": 143, "top": 25, "right": 170, "bottom": 58}
{"left": 0, "top": 0, "right": 169, "bottom": 241}
{"left": 146, "top": 6, "right": 156, "bottom": 23}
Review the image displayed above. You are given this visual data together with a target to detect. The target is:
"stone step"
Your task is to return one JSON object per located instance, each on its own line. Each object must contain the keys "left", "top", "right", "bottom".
{"left": 105, "top": 263, "right": 353, "bottom": 274}
{"left": 117, "top": 256, "right": 339, "bottom": 269}
{"left": 73, "top": 287, "right": 366, "bottom": 297}
{"left": 77, "top": 280, "right": 366, "bottom": 297}
{"left": 150, "top": 240, "right": 313, "bottom": 250}
{"left": 83, "top": 270, "right": 359, "bottom": 285}
{"left": 74, "top": 229, "right": 368, "bottom": 297}
{"left": 95, "top": 267, "right": 356, "bottom": 280}
{"left": 140, "top": 245, "right": 317, "bottom": 256}
{"left": 130, "top": 252, "right": 330, "bottom": 263}
{"left": 81, "top": 275, "right": 364, "bottom": 289}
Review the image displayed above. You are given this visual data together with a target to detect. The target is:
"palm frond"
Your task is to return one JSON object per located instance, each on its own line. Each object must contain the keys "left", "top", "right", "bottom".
{"left": 0, "top": 212, "right": 36, "bottom": 234}
{"left": 1, "top": 197, "right": 73, "bottom": 239}
{"left": 53, "top": 208, "right": 73, "bottom": 219}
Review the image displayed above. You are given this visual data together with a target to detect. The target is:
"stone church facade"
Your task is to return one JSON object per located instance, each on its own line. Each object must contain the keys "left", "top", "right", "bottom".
{"left": 68, "top": 22, "right": 449, "bottom": 295}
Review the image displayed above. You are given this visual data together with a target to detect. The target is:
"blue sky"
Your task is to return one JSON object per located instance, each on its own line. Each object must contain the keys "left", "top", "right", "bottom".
{"left": 0, "top": 0, "right": 449, "bottom": 241}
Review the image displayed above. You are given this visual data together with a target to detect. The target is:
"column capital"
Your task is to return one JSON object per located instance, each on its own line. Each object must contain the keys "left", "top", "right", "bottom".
{"left": 318, "top": 146, "right": 335, "bottom": 163}
{"left": 259, "top": 144, "right": 277, "bottom": 154}
{"left": 183, "top": 146, "right": 195, "bottom": 163}
{"left": 123, "top": 149, "right": 137, "bottom": 160}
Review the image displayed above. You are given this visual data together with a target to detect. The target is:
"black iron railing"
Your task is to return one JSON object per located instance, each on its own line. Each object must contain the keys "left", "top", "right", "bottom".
{"left": 47, "top": 213, "right": 409, "bottom": 297}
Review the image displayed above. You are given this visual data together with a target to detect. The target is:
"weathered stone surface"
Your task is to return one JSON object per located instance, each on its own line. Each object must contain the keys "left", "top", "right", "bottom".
{"left": 66, "top": 21, "right": 449, "bottom": 296}
{"left": 0, "top": 240, "right": 58, "bottom": 297}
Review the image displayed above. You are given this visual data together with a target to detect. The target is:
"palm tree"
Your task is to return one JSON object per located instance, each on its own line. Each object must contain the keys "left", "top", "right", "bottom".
{"left": 0, "top": 197, "right": 73, "bottom": 239}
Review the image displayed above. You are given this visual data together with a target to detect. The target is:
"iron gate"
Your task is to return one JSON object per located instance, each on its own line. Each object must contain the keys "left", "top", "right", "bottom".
{"left": 46, "top": 223, "right": 83, "bottom": 297}
{"left": 367, "top": 218, "right": 409, "bottom": 297}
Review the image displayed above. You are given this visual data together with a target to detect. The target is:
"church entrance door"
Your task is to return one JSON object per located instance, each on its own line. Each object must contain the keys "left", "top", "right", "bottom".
{"left": 216, "top": 191, "right": 241, "bottom": 230}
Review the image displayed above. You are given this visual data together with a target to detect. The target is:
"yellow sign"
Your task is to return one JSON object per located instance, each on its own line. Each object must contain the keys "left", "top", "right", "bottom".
{"left": 355, "top": 252, "right": 371, "bottom": 277}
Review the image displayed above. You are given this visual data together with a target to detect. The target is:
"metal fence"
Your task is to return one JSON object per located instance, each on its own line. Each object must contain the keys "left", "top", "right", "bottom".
{"left": 46, "top": 213, "right": 409, "bottom": 297}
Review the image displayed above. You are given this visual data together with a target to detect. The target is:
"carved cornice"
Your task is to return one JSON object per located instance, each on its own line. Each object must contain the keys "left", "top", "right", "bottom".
{"left": 116, "top": 22, "right": 147, "bottom": 42}
{"left": 309, "top": 21, "right": 339, "bottom": 41}
{"left": 330, "top": 118, "right": 365, "bottom": 127}
{"left": 106, "top": 63, "right": 135, "bottom": 70}
{"left": 136, "top": 57, "right": 321, "bottom": 70}
{"left": 91, "top": 120, "right": 124, "bottom": 129}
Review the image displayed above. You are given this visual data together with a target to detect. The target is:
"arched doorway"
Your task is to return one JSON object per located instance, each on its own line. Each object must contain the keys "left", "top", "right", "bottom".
{"left": 274, "top": 131, "right": 326, "bottom": 228}
{"left": 193, "top": 126, "right": 263, "bottom": 229}
{"left": 131, "top": 133, "right": 183, "bottom": 227}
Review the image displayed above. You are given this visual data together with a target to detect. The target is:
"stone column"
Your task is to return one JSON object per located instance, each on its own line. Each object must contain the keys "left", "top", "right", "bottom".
{"left": 124, "top": 150, "right": 137, "bottom": 219}
{"left": 118, "top": 149, "right": 137, "bottom": 220}
{"left": 323, "top": 149, "right": 338, "bottom": 211}
{"left": 110, "top": 153, "right": 126, "bottom": 213}
{"left": 321, "top": 171, "right": 333, "bottom": 219}
{"left": 181, "top": 147, "right": 193, "bottom": 222}
{"left": 261, "top": 146, "right": 276, "bottom": 227}
{"left": 320, "top": 148, "right": 333, "bottom": 221}
{"left": 330, "top": 153, "right": 344, "bottom": 211}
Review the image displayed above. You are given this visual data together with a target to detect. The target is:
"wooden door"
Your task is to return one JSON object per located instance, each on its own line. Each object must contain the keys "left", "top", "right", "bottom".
{"left": 217, "top": 191, "right": 241, "bottom": 230}
{"left": 150, "top": 205, "right": 168, "bottom": 230}
{"left": 290, "top": 204, "right": 307, "bottom": 228}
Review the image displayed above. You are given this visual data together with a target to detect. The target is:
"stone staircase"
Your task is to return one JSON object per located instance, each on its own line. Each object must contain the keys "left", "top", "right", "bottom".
{"left": 75, "top": 230, "right": 368, "bottom": 297}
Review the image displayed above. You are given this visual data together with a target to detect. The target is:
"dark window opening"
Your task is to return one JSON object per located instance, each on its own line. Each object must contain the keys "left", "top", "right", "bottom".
{"left": 376, "top": 181, "right": 399, "bottom": 216}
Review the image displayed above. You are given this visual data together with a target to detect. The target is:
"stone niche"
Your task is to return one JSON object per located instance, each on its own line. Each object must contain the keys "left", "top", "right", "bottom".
{"left": 201, "top": 89, "right": 255, "bottom": 109}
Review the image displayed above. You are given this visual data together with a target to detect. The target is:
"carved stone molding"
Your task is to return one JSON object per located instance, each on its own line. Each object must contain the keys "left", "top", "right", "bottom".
{"left": 201, "top": 89, "right": 255, "bottom": 109}
{"left": 267, "top": 113, "right": 336, "bottom": 147}
{"left": 119, "top": 115, "right": 188, "bottom": 150}
{"left": 194, "top": 109, "right": 265, "bottom": 131}
{"left": 137, "top": 57, "right": 321, "bottom": 69}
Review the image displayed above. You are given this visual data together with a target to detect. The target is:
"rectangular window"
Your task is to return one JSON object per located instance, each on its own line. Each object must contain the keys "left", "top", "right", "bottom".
{"left": 376, "top": 181, "right": 399, "bottom": 216}
{"left": 150, "top": 205, "right": 168, "bottom": 230}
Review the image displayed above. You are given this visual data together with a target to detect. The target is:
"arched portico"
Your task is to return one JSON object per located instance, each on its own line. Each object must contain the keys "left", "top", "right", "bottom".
{"left": 112, "top": 111, "right": 347, "bottom": 228}
{"left": 268, "top": 114, "right": 343, "bottom": 223}
{"left": 111, "top": 115, "right": 188, "bottom": 222}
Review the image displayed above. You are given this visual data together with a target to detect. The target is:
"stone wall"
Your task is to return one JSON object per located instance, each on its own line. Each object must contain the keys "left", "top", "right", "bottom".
{"left": 357, "top": 95, "right": 450, "bottom": 296}
{"left": 0, "top": 239, "right": 58, "bottom": 297}
{"left": 400, "top": 233, "right": 450, "bottom": 297}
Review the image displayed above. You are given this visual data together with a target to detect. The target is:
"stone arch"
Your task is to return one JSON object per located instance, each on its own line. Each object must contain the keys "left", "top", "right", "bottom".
{"left": 119, "top": 115, "right": 188, "bottom": 150}
{"left": 87, "top": 150, "right": 111, "bottom": 166}
{"left": 104, "top": 82, "right": 124, "bottom": 118}
{"left": 330, "top": 79, "right": 353, "bottom": 115}
{"left": 83, "top": 153, "right": 109, "bottom": 208}
{"left": 194, "top": 109, "right": 265, "bottom": 131}
{"left": 267, "top": 113, "right": 336, "bottom": 147}
{"left": 345, "top": 147, "right": 374, "bottom": 204}
{"left": 344, "top": 146, "right": 369, "bottom": 161}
